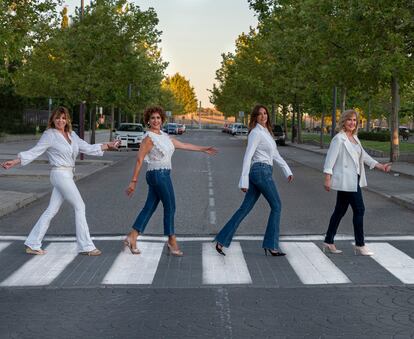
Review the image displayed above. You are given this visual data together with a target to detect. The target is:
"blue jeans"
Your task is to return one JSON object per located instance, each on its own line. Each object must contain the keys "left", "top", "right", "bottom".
{"left": 215, "top": 163, "right": 282, "bottom": 250}
{"left": 132, "top": 169, "right": 176, "bottom": 236}
{"left": 324, "top": 178, "right": 365, "bottom": 246}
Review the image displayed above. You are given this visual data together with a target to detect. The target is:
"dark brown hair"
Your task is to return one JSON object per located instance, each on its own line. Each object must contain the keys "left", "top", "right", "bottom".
{"left": 248, "top": 104, "right": 273, "bottom": 135}
{"left": 144, "top": 106, "right": 167, "bottom": 125}
{"left": 48, "top": 106, "right": 72, "bottom": 133}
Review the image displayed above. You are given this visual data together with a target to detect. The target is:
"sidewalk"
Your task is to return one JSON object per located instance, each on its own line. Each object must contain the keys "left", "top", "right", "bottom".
{"left": 0, "top": 131, "right": 123, "bottom": 217}
{"left": 287, "top": 142, "right": 414, "bottom": 211}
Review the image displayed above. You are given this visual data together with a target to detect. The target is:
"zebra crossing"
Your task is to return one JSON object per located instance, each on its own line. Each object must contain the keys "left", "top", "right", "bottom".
{"left": 0, "top": 238, "right": 414, "bottom": 288}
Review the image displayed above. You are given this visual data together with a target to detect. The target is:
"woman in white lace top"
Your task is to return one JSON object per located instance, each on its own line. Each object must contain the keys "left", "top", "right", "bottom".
{"left": 124, "top": 106, "right": 217, "bottom": 256}
{"left": 1, "top": 107, "right": 119, "bottom": 256}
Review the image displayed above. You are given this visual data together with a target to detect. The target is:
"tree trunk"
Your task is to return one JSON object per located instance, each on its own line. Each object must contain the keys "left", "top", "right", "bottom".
{"left": 331, "top": 86, "right": 337, "bottom": 138}
{"left": 320, "top": 108, "right": 325, "bottom": 149}
{"left": 282, "top": 105, "right": 288, "bottom": 141}
{"left": 297, "top": 104, "right": 302, "bottom": 143}
{"left": 340, "top": 86, "right": 346, "bottom": 113}
{"left": 366, "top": 99, "right": 371, "bottom": 132}
{"left": 390, "top": 73, "right": 400, "bottom": 162}
{"left": 90, "top": 107, "right": 96, "bottom": 144}
{"left": 110, "top": 104, "right": 114, "bottom": 141}
{"left": 271, "top": 103, "right": 275, "bottom": 126}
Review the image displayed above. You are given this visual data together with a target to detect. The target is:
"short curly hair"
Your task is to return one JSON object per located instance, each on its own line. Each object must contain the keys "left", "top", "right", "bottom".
{"left": 144, "top": 106, "right": 166, "bottom": 125}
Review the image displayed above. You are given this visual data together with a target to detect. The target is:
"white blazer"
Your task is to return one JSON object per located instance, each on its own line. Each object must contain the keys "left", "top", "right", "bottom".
{"left": 323, "top": 131, "right": 378, "bottom": 192}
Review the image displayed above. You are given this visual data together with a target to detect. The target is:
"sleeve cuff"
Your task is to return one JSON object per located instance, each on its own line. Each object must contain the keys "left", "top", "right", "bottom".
{"left": 323, "top": 168, "right": 333, "bottom": 175}
{"left": 238, "top": 175, "right": 249, "bottom": 189}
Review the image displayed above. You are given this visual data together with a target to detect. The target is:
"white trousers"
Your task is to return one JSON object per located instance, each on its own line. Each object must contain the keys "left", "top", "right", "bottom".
{"left": 24, "top": 168, "right": 96, "bottom": 252}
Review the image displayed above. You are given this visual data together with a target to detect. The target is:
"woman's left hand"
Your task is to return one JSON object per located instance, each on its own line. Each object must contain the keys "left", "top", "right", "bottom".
{"left": 204, "top": 146, "right": 218, "bottom": 155}
{"left": 381, "top": 162, "right": 392, "bottom": 172}
{"left": 287, "top": 175, "right": 294, "bottom": 183}
{"left": 107, "top": 140, "right": 121, "bottom": 150}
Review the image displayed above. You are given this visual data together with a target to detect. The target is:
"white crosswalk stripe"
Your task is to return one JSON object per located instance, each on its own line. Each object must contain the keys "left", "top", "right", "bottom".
{"left": 0, "top": 243, "right": 78, "bottom": 287}
{"left": 368, "top": 242, "right": 414, "bottom": 284}
{"left": 0, "top": 242, "right": 11, "bottom": 253}
{"left": 0, "top": 240, "right": 414, "bottom": 287}
{"left": 102, "top": 242, "right": 164, "bottom": 285}
{"left": 280, "top": 242, "right": 351, "bottom": 284}
{"left": 202, "top": 242, "right": 252, "bottom": 285}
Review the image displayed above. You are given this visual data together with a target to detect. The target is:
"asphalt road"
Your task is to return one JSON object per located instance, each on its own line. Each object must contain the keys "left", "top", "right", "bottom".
{"left": 0, "top": 130, "right": 413, "bottom": 338}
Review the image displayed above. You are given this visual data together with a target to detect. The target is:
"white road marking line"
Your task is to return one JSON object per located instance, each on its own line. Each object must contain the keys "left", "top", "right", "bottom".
{"left": 209, "top": 198, "right": 215, "bottom": 207}
{"left": 0, "top": 243, "right": 78, "bottom": 287}
{"left": 1, "top": 235, "right": 414, "bottom": 242}
{"left": 209, "top": 188, "right": 214, "bottom": 196}
{"left": 209, "top": 211, "right": 216, "bottom": 224}
{"left": 368, "top": 243, "right": 414, "bottom": 284}
{"left": 208, "top": 181, "right": 213, "bottom": 187}
{"left": 0, "top": 242, "right": 11, "bottom": 252}
{"left": 202, "top": 242, "right": 252, "bottom": 285}
{"left": 280, "top": 242, "right": 351, "bottom": 285}
{"left": 102, "top": 242, "right": 164, "bottom": 285}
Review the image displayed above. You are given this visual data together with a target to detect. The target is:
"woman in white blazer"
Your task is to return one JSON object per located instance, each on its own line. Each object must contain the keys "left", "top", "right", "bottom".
{"left": 1, "top": 107, "right": 120, "bottom": 256}
{"left": 323, "top": 109, "right": 391, "bottom": 256}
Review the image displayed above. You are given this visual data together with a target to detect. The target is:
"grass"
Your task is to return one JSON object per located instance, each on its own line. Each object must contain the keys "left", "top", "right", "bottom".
{"left": 295, "top": 132, "right": 414, "bottom": 154}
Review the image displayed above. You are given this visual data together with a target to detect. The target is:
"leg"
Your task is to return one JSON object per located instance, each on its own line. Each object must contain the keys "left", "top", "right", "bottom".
{"left": 51, "top": 171, "right": 96, "bottom": 252}
{"left": 215, "top": 182, "right": 261, "bottom": 247}
{"left": 349, "top": 185, "right": 365, "bottom": 247}
{"left": 254, "top": 175, "right": 282, "bottom": 250}
{"left": 324, "top": 191, "right": 350, "bottom": 244}
{"left": 132, "top": 184, "right": 160, "bottom": 234}
{"left": 155, "top": 172, "right": 176, "bottom": 236}
{"left": 24, "top": 187, "right": 64, "bottom": 251}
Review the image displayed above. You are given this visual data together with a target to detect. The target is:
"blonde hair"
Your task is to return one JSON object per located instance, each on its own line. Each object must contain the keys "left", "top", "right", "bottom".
{"left": 48, "top": 106, "right": 72, "bottom": 133}
{"left": 337, "top": 109, "right": 358, "bottom": 135}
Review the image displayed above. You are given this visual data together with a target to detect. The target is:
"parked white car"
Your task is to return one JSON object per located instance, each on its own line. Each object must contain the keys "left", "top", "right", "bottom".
{"left": 230, "top": 123, "right": 248, "bottom": 136}
{"left": 114, "top": 123, "right": 145, "bottom": 148}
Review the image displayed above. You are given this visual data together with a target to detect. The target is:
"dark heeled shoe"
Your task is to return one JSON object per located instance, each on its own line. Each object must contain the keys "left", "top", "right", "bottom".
{"left": 264, "top": 248, "right": 286, "bottom": 257}
{"left": 215, "top": 243, "right": 225, "bottom": 256}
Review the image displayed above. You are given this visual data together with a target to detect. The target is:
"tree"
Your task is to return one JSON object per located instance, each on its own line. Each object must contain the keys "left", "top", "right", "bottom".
{"left": 162, "top": 73, "right": 197, "bottom": 115}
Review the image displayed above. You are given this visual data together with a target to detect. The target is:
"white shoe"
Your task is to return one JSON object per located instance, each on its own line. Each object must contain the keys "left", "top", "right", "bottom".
{"left": 322, "top": 242, "right": 343, "bottom": 254}
{"left": 354, "top": 246, "right": 374, "bottom": 256}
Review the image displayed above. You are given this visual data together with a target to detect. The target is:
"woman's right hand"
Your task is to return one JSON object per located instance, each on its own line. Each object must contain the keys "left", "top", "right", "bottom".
{"left": 1, "top": 159, "right": 20, "bottom": 170}
{"left": 324, "top": 175, "right": 331, "bottom": 192}
{"left": 126, "top": 181, "right": 137, "bottom": 197}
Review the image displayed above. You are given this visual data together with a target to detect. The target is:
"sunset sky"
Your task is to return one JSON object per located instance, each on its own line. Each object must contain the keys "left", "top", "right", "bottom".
{"left": 63, "top": 0, "right": 258, "bottom": 108}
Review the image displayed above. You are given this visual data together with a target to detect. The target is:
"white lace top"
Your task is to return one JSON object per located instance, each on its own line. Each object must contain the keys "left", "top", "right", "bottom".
{"left": 144, "top": 131, "right": 175, "bottom": 171}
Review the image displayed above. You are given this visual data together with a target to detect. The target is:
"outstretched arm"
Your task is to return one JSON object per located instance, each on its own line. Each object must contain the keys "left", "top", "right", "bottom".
{"left": 125, "top": 137, "right": 153, "bottom": 197}
{"left": 170, "top": 138, "right": 217, "bottom": 155}
{"left": 1, "top": 158, "right": 21, "bottom": 169}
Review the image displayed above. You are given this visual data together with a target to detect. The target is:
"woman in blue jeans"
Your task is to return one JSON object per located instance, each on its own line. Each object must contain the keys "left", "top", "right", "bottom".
{"left": 124, "top": 106, "right": 217, "bottom": 256}
{"left": 323, "top": 109, "right": 391, "bottom": 256}
{"left": 215, "top": 105, "right": 293, "bottom": 256}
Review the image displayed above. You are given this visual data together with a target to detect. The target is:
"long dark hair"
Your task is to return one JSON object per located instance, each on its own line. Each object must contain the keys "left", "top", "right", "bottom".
{"left": 248, "top": 104, "right": 273, "bottom": 135}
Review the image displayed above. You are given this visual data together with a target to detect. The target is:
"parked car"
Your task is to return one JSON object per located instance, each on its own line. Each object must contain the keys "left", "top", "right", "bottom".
{"left": 166, "top": 123, "right": 179, "bottom": 134}
{"left": 229, "top": 123, "right": 246, "bottom": 136}
{"left": 272, "top": 125, "right": 286, "bottom": 146}
{"left": 399, "top": 126, "right": 411, "bottom": 141}
{"left": 222, "top": 123, "right": 231, "bottom": 133}
{"left": 177, "top": 124, "right": 186, "bottom": 134}
{"left": 114, "top": 123, "right": 145, "bottom": 148}
{"left": 231, "top": 124, "right": 248, "bottom": 136}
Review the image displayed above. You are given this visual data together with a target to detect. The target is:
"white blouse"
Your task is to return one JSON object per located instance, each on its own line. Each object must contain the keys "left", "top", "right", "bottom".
{"left": 144, "top": 131, "right": 175, "bottom": 171}
{"left": 239, "top": 124, "right": 292, "bottom": 189}
{"left": 18, "top": 128, "right": 104, "bottom": 167}
{"left": 351, "top": 142, "right": 362, "bottom": 175}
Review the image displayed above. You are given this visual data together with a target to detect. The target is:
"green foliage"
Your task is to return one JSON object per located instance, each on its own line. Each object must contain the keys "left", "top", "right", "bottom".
{"left": 162, "top": 73, "right": 197, "bottom": 115}
{"left": 358, "top": 131, "right": 390, "bottom": 142}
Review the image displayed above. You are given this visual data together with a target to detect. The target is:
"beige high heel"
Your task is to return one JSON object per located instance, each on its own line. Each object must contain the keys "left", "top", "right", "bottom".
{"left": 354, "top": 246, "right": 374, "bottom": 256}
{"left": 167, "top": 243, "right": 183, "bottom": 257}
{"left": 123, "top": 231, "right": 141, "bottom": 255}
{"left": 322, "top": 242, "right": 343, "bottom": 254}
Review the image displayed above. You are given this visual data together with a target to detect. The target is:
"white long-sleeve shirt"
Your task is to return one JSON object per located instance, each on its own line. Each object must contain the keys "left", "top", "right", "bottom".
{"left": 239, "top": 124, "right": 292, "bottom": 189}
{"left": 18, "top": 128, "right": 104, "bottom": 167}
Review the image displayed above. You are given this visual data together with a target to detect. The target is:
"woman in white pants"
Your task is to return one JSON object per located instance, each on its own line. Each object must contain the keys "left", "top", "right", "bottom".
{"left": 1, "top": 106, "right": 119, "bottom": 256}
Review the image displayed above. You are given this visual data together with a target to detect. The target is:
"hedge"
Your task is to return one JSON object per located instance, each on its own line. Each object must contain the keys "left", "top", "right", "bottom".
{"left": 357, "top": 131, "right": 390, "bottom": 142}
